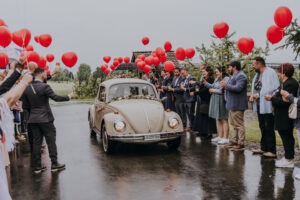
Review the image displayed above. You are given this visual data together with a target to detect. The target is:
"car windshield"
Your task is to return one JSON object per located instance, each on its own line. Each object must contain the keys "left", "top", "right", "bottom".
{"left": 108, "top": 83, "right": 157, "bottom": 101}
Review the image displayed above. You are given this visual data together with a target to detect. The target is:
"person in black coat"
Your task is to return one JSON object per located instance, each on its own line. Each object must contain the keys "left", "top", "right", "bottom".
{"left": 265, "top": 63, "right": 299, "bottom": 168}
{"left": 190, "top": 66, "right": 217, "bottom": 139}
{"left": 162, "top": 71, "right": 175, "bottom": 111}
{"left": 22, "top": 68, "right": 73, "bottom": 174}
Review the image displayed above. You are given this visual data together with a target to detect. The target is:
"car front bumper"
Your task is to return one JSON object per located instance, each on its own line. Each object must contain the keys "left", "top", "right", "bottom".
{"left": 109, "top": 131, "right": 184, "bottom": 143}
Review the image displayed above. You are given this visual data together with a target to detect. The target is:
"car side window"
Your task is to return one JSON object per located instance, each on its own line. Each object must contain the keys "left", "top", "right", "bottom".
{"left": 98, "top": 86, "right": 106, "bottom": 102}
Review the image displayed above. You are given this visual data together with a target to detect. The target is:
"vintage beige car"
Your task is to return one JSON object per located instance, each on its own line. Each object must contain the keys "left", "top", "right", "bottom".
{"left": 88, "top": 78, "right": 184, "bottom": 153}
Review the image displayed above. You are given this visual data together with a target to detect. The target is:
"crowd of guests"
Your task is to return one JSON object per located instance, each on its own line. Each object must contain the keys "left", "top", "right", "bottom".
{"left": 145, "top": 57, "right": 300, "bottom": 181}
{"left": 0, "top": 56, "right": 73, "bottom": 200}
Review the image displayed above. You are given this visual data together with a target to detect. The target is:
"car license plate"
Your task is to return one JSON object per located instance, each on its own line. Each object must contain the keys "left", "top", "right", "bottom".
{"left": 144, "top": 134, "right": 160, "bottom": 141}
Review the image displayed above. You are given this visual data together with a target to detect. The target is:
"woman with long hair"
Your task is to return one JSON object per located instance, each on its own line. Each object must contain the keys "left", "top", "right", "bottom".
{"left": 205, "top": 66, "right": 230, "bottom": 144}
{"left": 191, "top": 66, "right": 217, "bottom": 140}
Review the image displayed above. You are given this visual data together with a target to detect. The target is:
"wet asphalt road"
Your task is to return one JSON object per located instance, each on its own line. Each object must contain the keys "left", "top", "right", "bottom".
{"left": 8, "top": 104, "right": 300, "bottom": 200}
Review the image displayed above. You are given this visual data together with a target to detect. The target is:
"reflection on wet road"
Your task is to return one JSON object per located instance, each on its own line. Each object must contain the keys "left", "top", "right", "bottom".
{"left": 9, "top": 104, "right": 300, "bottom": 200}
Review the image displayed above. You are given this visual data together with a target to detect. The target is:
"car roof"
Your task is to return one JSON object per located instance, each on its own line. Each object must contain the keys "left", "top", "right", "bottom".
{"left": 100, "top": 78, "right": 152, "bottom": 88}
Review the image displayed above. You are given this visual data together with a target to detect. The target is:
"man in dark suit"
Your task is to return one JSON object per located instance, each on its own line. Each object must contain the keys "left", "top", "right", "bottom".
{"left": 180, "top": 68, "right": 196, "bottom": 131}
{"left": 22, "top": 68, "right": 73, "bottom": 174}
{"left": 169, "top": 68, "right": 186, "bottom": 127}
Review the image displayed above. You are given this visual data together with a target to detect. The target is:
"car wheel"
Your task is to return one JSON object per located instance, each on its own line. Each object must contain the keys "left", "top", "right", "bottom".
{"left": 101, "top": 124, "right": 115, "bottom": 154}
{"left": 167, "top": 137, "right": 181, "bottom": 150}
{"left": 88, "top": 112, "right": 96, "bottom": 137}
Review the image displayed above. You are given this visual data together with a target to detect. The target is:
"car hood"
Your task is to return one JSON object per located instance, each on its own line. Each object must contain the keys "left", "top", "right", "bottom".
{"left": 109, "top": 99, "right": 164, "bottom": 133}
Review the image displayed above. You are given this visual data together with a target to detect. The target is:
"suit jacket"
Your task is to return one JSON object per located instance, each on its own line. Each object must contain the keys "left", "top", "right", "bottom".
{"left": 225, "top": 70, "right": 248, "bottom": 111}
{"left": 22, "top": 80, "right": 70, "bottom": 123}
{"left": 272, "top": 77, "right": 299, "bottom": 131}
{"left": 182, "top": 75, "right": 196, "bottom": 103}
{"left": 0, "top": 70, "right": 21, "bottom": 95}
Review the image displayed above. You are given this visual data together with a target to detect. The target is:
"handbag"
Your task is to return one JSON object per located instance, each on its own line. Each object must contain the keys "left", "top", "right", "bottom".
{"left": 288, "top": 98, "right": 298, "bottom": 119}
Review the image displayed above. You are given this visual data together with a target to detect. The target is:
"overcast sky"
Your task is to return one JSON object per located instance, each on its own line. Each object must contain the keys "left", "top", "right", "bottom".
{"left": 1, "top": 0, "right": 300, "bottom": 71}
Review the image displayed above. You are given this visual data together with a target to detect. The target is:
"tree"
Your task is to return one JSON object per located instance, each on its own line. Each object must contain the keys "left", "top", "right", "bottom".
{"left": 195, "top": 32, "right": 270, "bottom": 68}
{"left": 276, "top": 19, "right": 300, "bottom": 60}
{"left": 76, "top": 63, "right": 91, "bottom": 85}
{"left": 51, "top": 68, "right": 74, "bottom": 82}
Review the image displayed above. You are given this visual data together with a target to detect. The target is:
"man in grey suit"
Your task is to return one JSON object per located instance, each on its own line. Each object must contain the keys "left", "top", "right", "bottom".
{"left": 221, "top": 60, "right": 248, "bottom": 150}
{"left": 22, "top": 68, "right": 73, "bottom": 174}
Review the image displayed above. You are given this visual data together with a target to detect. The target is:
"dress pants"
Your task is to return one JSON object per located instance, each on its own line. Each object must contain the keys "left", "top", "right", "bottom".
{"left": 175, "top": 97, "right": 186, "bottom": 127}
{"left": 30, "top": 122, "right": 58, "bottom": 167}
{"left": 257, "top": 111, "right": 276, "bottom": 153}
{"left": 184, "top": 102, "right": 195, "bottom": 128}
{"left": 229, "top": 110, "right": 245, "bottom": 146}
{"left": 278, "top": 130, "right": 295, "bottom": 159}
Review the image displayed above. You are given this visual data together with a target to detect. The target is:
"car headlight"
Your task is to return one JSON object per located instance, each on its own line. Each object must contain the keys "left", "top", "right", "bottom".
{"left": 168, "top": 118, "right": 179, "bottom": 128}
{"left": 114, "top": 120, "right": 126, "bottom": 132}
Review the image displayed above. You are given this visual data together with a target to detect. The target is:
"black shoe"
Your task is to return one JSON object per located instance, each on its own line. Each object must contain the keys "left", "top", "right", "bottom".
{"left": 51, "top": 163, "right": 66, "bottom": 172}
{"left": 33, "top": 166, "right": 46, "bottom": 174}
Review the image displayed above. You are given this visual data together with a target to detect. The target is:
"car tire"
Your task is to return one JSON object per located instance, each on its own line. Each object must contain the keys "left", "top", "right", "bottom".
{"left": 88, "top": 112, "right": 96, "bottom": 137}
{"left": 167, "top": 137, "right": 181, "bottom": 150}
{"left": 101, "top": 124, "right": 115, "bottom": 154}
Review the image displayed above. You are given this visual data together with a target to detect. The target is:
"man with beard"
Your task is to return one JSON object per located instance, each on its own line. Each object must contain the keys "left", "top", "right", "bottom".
{"left": 22, "top": 68, "right": 73, "bottom": 174}
{"left": 221, "top": 61, "right": 248, "bottom": 150}
{"left": 250, "top": 57, "right": 279, "bottom": 158}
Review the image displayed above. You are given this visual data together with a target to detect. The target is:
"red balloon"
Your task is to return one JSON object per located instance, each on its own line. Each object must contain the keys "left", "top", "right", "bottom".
{"left": 38, "top": 56, "right": 47, "bottom": 68}
{"left": 103, "top": 56, "right": 111, "bottom": 63}
{"left": 145, "top": 56, "right": 153, "bottom": 65}
{"left": 110, "top": 64, "right": 117, "bottom": 71}
{"left": 0, "top": 19, "right": 7, "bottom": 27}
{"left": 135, "top": 58, "right": 142, "bottom": 65}
{"left": 164, "top": 61, "right": 175, "bottom": 72}
{"left": 113, "top": 60, "right": 119, "bottom": 67}
{"left": 137, "top": 61, "right": 146, "bottom": 70}
{"left": 39, "top": 34, "right": 52, "bottom": 47}
{"left": 143, "top": 65, "right": 151, "bottom": 73}
{"left": 213, "top": 22, "right": 229, "bottom": 38}
{"left": 185, "top": 48, "right": 196, "bottom": 59}
{"left": 34, "top": 36, "right": 40, "bottom": 43}
{"left": 153, "top": 57, "right": 160, "bottom": 67}
{"left": 274, "top": 6, "right": 293, "bottom": 28}
{"left": 0, "top": 52, "right": 9, "bottom": 69}
{"left": 25, "top": 45, "right": 34, "bottom": 51}
{"left": 100, "top": 64, "right": 108, "bottom": 71}
{"left": 151, "top": 51, "right": 157, "bottom": 57}
{"left": 175, "top": 48, "right": 186, "bottom": 61}
{"left": 159, "top": 54, "right": 167, "bottom": 63}
{"left": 142, "top": 37, "right": 150, "bottom": 45}
{"left": 138, "top": 54, "right": 146, "bottom": 61}
{"left": 237, "top": 37, "right": 255, "bottom": 54}
{"left": 104, "top": 68, "right": 110, "bottom": 75}
{"left": 124, "top": 57, "right": 130, "bottom": 63}
{"left": 164, "top": 41, "right": 172, "bottom": 52}
{"left": 267, "top": 25, "right": 284, "bottom": 44}
{"left": 118, "top": 57, "right": 123, "bottom": 64}
{"left": 27, "top": 51, "right": 40, "bottom": 64}
{"left": 61, "top": 52, "right": 78, "bottom": 68}
{"left": 12, "top": 29, "right": 31, "bottom": 48}
{"left": 0, "top": 27, "right": 12, "bottom": 48}
{"left": 46, "top": 54, "right": 55, "bottom": 62}
{"left": 156, "top": 48, "right": 165, "bottom": 57}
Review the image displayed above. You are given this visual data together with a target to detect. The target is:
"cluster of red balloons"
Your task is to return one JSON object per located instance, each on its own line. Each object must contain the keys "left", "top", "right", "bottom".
{"left": 0, "top": 19, "right": 78, "bottom": 71}
{"left": 175, "top": 47, "right": 196, "bottom": 61}
{"left": 267, "top": 6, "right": 293, "bottom": 44}
{"left": 100, "top": 55, "right": 131, "bottom": 75}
